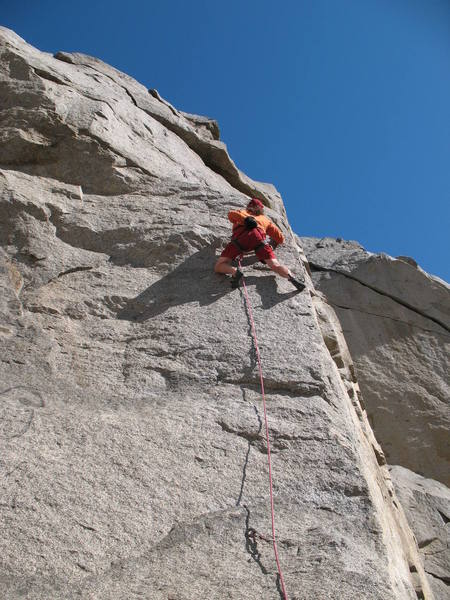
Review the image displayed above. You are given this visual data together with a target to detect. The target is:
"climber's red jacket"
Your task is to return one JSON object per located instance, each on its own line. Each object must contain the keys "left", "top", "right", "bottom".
{"left": 228, "top": 210, "right": 285, "bottom": 245}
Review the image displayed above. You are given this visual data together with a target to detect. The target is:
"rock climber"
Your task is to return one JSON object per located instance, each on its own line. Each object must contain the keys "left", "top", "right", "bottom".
{"left": 214, "top": 197, "right": 305, "bottom": 290}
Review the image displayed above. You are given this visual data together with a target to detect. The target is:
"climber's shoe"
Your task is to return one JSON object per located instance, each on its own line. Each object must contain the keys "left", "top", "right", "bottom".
{"left": 289, "top": 275, "right": 305, "bottom": 292}
{"left": 231, "top": 269, "right": 244, "bottom": 289}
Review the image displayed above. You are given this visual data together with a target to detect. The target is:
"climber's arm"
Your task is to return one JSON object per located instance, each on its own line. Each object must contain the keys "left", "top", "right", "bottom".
{"left": 267, "top": 222, "right": 285, "bottom": 245}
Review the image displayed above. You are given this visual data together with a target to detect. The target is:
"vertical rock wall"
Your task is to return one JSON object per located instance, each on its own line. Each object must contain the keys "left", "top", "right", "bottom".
{"left": 0, "top": 28, "right": 433, "bottom": 599}
{"left": 301, "top": 236, "right": 450, "bottom": 597}
{"left": 299, "top": 237, "right": 449, "bottom": 486}
{"left": 391, "top": 466, "right": 450, "bottom": 599}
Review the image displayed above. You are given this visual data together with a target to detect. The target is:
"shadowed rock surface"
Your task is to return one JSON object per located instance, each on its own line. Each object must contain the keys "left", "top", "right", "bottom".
{"left": 0, "top": 28, "right": 437, "bottom": 599}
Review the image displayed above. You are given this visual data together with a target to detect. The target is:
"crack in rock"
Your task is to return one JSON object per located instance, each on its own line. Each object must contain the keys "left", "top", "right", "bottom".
{"left": 327, "top": 299, "right": 450, "bottom": 338}
{"left": 309, "top": 262, "right": 450, "bottom": 334}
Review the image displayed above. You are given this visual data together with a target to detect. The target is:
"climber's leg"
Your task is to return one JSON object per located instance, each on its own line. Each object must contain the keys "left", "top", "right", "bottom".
{"left": 265, "top": 258, "right": 290, "bottom": 278}
{"left": 266, "top": 258, "right": 305, "bottom": 291}
{"left": 214, "top": 256, "right": 237, "bottom": 276}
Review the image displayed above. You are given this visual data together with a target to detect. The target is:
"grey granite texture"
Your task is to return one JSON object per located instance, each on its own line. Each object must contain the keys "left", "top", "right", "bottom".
{"left": 300, "top": 236, "right": 450, "bottom": 486}
{"left": 0, "top": 28, "right": 435, "bottom": 599}
{"left": 390, "top": 466, "right": 450, "bottom": 599}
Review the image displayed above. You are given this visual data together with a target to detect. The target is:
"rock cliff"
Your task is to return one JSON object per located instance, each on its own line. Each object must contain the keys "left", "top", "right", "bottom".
{"left": 391, "top": 466, "right": 450, "bottom": 599}
{"left": 300, "top": 236, "right": 449, "bottom": 486}
{"left": 0, "top": 27, "right": 443, "bottom": 599}
{"left": 300, "top": 236, "right": 450, "bottom": 598}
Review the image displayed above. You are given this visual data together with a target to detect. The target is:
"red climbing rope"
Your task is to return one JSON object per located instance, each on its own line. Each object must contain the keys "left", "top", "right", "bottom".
{"left": 238, "top": 259, "right": 289, "bottom": 600}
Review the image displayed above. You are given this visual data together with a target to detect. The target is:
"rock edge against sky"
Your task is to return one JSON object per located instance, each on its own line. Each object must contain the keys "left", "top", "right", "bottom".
{"left": 1, "top": 27, "right": 448, "bottom": 600}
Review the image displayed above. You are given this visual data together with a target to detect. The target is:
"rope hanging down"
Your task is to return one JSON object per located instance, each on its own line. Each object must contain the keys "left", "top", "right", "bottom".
{"left": 238, "top": 259, "right": 289, "bottom": 600}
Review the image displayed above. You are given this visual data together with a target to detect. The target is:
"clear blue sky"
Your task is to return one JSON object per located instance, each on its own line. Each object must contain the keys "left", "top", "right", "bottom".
{"left": 3, "top": 0, "right": 450, "bottom": 281}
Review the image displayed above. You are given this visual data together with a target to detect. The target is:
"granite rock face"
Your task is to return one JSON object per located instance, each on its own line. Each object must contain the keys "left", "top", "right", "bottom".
{"left": 0, "top": 28, "right": 434, "bottom": 599}
{"left": 390, "top": 466, "right": 450, "bottom": 599}
{"left": 300, "top": 237, "right": 450, "bottom": 486}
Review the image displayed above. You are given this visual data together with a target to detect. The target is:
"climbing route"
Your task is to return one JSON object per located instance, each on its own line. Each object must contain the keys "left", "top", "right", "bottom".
{"left": 238, "top": 259, "right": 289, "bottom": 600}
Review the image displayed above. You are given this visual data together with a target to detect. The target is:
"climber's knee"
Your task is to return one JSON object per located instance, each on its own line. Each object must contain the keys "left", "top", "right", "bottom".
{"left": 215, "top": 257, "right": 234, "bottom": 275}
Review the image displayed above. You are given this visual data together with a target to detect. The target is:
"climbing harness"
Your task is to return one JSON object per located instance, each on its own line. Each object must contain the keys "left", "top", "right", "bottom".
{"left": 237, "top": 258, "right": 289, "bottom": 600}
{"left": 231, "top": 222, "right": 270, "bottom": 255}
